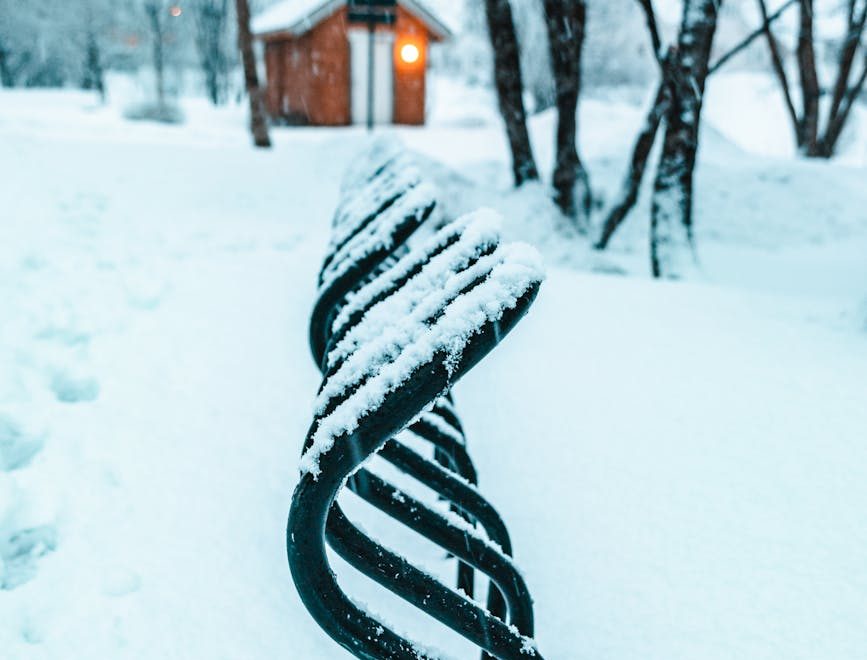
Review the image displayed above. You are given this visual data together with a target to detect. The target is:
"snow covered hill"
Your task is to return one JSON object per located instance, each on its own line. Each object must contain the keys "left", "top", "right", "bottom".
{"left": 1, "top": 82, "right": 866, "bottom": 659}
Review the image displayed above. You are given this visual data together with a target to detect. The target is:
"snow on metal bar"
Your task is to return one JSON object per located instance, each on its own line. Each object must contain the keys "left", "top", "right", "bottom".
{"left": 340, "top": 135, "right": 406, "bottom": 194}
{"left": 328, "top": 157, "right": 424, "bottom": 254}
{"left": 319, "top": 182, "right": 438, "bottom": 293}
{"left": 288, "top": 141, "right": 545, "bottom": 660}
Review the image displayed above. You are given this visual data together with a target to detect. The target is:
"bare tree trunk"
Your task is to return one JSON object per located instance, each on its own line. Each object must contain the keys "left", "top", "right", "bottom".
{"left": 709, "top": 0, "right": 796, "bottom": 74}
{"left": 596, "top": 78, "right": 669, "bottom": 249}
{"left": 796, "top": 0, "right": 821, "bottom": 155}
{"left": 0, "top": 41, "right": 13, "bottom": 88}
{"left": 650, "top": 0, "right": 721, "bottom": 279}
{"left": 145, "top": 2, "right": 166, "bottom": 108}
{"left": 543, "top": 0, "right": 592, "bottom": 229}
{"left": 484, "top": 0, "right": 538, "bottom": 186}
{"left": 235, "top": 0, "right": 271, "bottom": 148}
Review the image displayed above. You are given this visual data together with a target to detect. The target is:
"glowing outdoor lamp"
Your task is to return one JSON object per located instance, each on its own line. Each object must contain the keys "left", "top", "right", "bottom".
{"left": 169, "top": 5, "right": 183, "bottom": 17}
{"left": 399, "top": 42, "right": 420, "bottom": 65}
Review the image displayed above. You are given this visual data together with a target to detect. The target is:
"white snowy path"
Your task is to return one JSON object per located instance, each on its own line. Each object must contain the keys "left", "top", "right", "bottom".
{"left": 2, "top": 89, "right": 867, "bottom": 659}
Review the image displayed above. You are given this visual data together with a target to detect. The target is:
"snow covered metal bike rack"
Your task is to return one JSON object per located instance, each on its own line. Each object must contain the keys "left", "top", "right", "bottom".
{"left": 288, "top": 141, "right": 545, "bottom": 659}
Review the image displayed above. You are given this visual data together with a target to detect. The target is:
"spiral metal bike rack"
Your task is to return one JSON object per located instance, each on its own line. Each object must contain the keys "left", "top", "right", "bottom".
{"left": 288, "top": 140, "right": 545, "bottom": 659}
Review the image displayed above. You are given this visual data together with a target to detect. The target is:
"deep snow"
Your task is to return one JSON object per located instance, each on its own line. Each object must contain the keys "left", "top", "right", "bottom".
{"left": 1, "top": 76, "right": 866, "bottom": 659}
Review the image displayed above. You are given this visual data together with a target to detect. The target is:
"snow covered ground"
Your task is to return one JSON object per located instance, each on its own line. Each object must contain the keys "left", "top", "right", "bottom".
{"left": 1, "top": 77, "right": 866, "bottom": 659}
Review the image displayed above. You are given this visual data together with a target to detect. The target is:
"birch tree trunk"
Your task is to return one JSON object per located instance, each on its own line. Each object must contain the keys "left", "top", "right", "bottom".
{"left": 235, "top": 0, "right": 271, "bottom": 148}
{"left": 650, "top": 0, "right": 721, "bottom": 279}
{"left": 543, "top": 0, "right": 592, "bottom": 230}
{"left": 484, "top": 0, "right": 538, "bottom": 186}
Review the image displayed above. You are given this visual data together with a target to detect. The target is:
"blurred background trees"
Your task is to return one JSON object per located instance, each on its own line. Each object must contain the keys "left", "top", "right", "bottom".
{"left": 0, "top": 0, "right": 234, "bottom": 104}
{"left": 0, "top": 0, "right": 146, "bottom": 92}
{"left": 1, "top": 0, "right": 865, "bottom": 275}
{"left": 192, "top": 0, "right": 232, "bottom": 106}
{"left": 756, "top": 0, "right": 867, "bottom": 157}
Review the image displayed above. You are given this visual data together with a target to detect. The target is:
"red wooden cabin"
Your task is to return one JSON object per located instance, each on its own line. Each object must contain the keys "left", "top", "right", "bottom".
{"left": 252, "top": 0, "right": 451, "bottom": 126}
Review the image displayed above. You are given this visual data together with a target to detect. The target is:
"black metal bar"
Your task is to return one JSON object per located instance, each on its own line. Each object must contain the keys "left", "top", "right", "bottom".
{"left": 288, "top": 148, "right": 543, "bottom": 658}
{"left": 290, "top": 287, "right": 542, "bottom": 658}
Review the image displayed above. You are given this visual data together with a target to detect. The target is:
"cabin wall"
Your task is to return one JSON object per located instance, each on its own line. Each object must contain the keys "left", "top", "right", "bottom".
{"left": 309, "top": 10, "right": 351, "bottom": 125}
{"left": 263, "top": 9, "right": 350, "bottom": 125}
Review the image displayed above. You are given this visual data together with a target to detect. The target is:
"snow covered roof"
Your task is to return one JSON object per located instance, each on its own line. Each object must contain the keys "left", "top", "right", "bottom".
{"left": 252, "top": 0, "right": 454, "bottom": 40}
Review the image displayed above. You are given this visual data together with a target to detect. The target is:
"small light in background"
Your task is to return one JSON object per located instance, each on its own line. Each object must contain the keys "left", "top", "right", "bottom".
{"left": 169, "top": 5, "right": 183, "bottom": 17}
{"left": 399, "top": 43, "right": 420, "bottom": 65}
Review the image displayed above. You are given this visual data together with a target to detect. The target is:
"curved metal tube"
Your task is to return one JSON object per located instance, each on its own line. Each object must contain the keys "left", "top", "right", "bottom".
{"left": 288, "top": 153, "right": 543, "bottom": 659}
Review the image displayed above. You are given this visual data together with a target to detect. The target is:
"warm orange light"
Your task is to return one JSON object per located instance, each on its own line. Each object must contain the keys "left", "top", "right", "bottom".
{"left": 400, "top": 43, "right": 420, "bottom": 64}
{"left": 169, "top": 5, "right": 183, "bottom": 17}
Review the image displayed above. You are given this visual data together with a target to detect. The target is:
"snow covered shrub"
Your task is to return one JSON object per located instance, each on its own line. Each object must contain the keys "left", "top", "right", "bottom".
{"left": 123, "top": 101, "right": 185, "bottom": 125}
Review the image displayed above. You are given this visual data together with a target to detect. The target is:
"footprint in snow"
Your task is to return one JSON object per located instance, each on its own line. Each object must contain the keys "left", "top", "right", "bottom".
{"left": 590, "top": 260, "right": 628, "bottom": 276}
{"left": 35, "top": 325, "right": 90, "bottom": 348}
{"left": 0, "top": 415, "right": 45, "bottom": 471}
{"left": 101, "top": 566, "right": 142, "bottom": 597}
{"left": 272, "top": 236, "right": 302, "bottom": 252}
{"left": 223, "top": 240, "right": 258, "bottom": 254}
{"left": 49, "top": 370, "right": 100, "bottom": 404}
{"left": 19, "top": 253, "right": 47, "bottom": 272}
{"left": 122, "top": 274, "right": 168, "bottom": 311}
{"left": 59, "top": 193, "right": 108, "bottom": 234}
{"left": 20, "top": 616, "right": 46, "bottom": 645}
{"left": 0, "top": 525, "right": 58, "bottom": 591}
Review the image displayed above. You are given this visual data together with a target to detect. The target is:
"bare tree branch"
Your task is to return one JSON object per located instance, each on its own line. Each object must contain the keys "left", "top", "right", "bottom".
{"left": 823, "top": 48, "right": 867, "bottom": 153}
{"left": 755, "top": 0, "right": 802, "bottom": 146}
{"left": 635, "top": 0, "right": 665, "bottom": 68}
{"left": 595, "top": 75, "right": 670, "bottom": 250}
{"left": 708, "top": 0, "right": 797, "bottom": 74}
